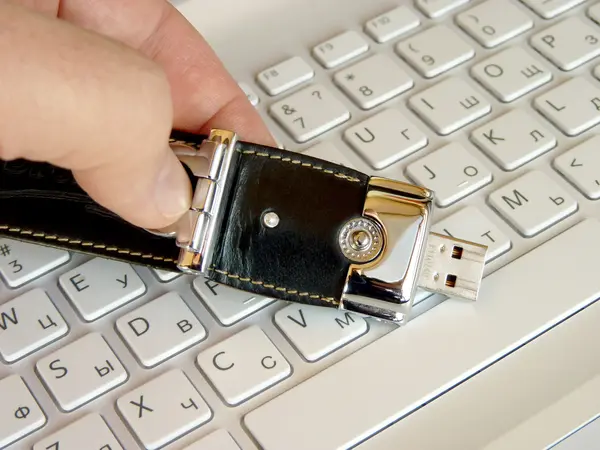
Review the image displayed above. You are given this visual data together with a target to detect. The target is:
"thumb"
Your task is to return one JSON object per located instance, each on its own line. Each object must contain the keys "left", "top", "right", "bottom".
{"left": 0, "top": 3, "right": 191, "bottom": 229}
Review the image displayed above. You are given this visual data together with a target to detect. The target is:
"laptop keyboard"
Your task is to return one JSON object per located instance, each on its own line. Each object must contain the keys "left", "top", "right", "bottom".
{"left": 2, "top": 0, "right": 600, "bottom": 448}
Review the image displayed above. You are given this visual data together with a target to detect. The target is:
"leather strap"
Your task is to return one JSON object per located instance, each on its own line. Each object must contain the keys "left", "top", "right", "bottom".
{"left": 0, "top": 130, "right": 370, "bottom": 308}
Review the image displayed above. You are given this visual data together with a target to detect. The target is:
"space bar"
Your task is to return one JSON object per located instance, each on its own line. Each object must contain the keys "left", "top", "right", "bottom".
{"left": 245, "top": 218, "right": 600, "bottom": 449}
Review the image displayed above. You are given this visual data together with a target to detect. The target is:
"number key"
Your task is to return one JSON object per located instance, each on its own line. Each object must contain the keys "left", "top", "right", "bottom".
{"left": 333, "top": 54, "right": 413, "bottom": 110}
{"left": 0, "top": 238, "right": 69, "bottom": 288}
{"left": 269, "top": 84, "right": 350, "bottom": 142}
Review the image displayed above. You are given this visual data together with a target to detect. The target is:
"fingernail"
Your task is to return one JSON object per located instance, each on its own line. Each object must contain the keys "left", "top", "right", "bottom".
{"left": 154, "top": 152, "right": 191, "bottom": 221}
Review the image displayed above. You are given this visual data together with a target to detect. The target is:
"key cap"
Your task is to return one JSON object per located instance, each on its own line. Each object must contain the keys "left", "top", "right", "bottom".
{"left": 244, "top": 217, "right": 600, "bottom": 450}
{"left": 406, "top": 142, "right": 492, "bottom": 207}
{"left": 152, "top": 268, "right": 181, "bottom": 282}
{"left": 416, "top": 0, "right": 470, "bottom": 18}
{"left": 488, "top": 170, "right": 577, "bottom": 237}
{"left": 312, "top": 31, "right": 369, "bottom": 69}
{"left": 396, "top": 25, "right": 474, "bottom": 78}
{"left": 0, "top": 288, "right": 68, "bottom": 363}
{"left": 408, "top": 77, "right": 491, "bottom": 135}
{"left": 343, "top": 108, "right": 428, "bottom": 170}
{"left": 456, "top": 0, "right": 533, "bottom": 48}
{"left": 533, "top": 77, "right": 600, "bottom": 136}
{"left": 471, "top": 109, "right": 557, "bottom": 171}
{"left": 554, "top": 135, "right": 600, "bottom": 200}
{"left": 239, "top": 82, "right": 259, "bottom": 106}
{"left": 301, "top": 141, "right": 355, "bottom": 168}
{"left": 197, "top": 325, "right": 291, "bottom": 405}
{"left": 521, "top": 0, "right": 585, "bottom": 19}
{"left": 431, "top": 206, "right": 511, "bottom": 261}
{"left": 364, "top": 6, "right": 421, "bottom": 43}
{"left": 269, "top": 84, "right": 350, "bottom": 143}
{"left": 470, "top": 47, "right": 552, "bottom": 103}
{"left": 256, "top": 56, "right": 314, "bottom": 95}
{"left": 530, "top": 17, "right": 600, "bottom": 71}
{"left": 116, "top": 369, "right": 212, "bottom": 450}
{"left": 193, "top": 277, "right": 274, "bottom": 326}
{"left": 275, "top": 304, "right": 368, "bottom": 362}
{"left": 333, "top": 54, "right": 413, "bottom": 110}
{"left": 36, "top": 332, "right": 128, "bottom": 411}
{"left": 0, "top": 375, "right": 46, "bottom": 448}
{"left": 33, "top": 414, "right": 122, "bottom": 450}
{"left": 184, "top": 429, "right": 241, "bottom": 450}
{"left": 589, "top": 3, "right": 600, "bottom": 24}
{"left": 116, "top": 291, "right": 207, "bottom": 368}
{"left": 59, "top": 257, "right": 146, "bottom": 322}
{"left": 0, "top": 239, "right": 69, "bottom": 288}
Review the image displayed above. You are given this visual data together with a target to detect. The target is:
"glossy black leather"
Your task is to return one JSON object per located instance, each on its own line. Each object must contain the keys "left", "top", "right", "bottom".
{"left": 0, "top": 130, "right": 370, "bottom": 307}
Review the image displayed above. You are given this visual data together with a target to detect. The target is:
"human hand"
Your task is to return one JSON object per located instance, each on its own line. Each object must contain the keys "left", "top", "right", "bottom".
{"left": 0, "top": 0, "right": 275, "bottom": 229}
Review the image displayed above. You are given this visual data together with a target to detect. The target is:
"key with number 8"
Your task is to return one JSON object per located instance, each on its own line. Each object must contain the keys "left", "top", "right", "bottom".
{"left": 269, "top": 84, "right": 350, "bottom": 143}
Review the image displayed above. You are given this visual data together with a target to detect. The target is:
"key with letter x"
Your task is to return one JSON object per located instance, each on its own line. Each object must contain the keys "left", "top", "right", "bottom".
{"left": 116, "top": 369, "right": 212, "bottom": 450}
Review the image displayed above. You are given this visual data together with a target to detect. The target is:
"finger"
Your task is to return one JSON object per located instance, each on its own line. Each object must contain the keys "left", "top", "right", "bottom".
{"left": 0, "top": 3, "right": 192, "bottom": 229}
{"left": 58, "top": 0, "right": 276, "bottom": 146}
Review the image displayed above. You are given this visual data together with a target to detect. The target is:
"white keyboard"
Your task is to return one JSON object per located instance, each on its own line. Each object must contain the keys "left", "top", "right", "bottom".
{"left": 3, "top": 0, "right": 600, "bottom": 448}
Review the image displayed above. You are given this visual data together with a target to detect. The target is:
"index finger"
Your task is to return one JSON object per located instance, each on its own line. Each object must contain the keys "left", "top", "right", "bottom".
{"left": 58, "top": 0, "right": 276, "bottom": 146}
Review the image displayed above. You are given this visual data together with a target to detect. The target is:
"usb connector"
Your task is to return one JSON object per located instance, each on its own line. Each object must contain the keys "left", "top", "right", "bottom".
{"left": 418, "top": 232, "right": 488, "bottom": 301}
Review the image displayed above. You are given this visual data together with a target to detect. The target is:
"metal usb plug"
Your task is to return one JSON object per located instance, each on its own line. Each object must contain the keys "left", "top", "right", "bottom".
{"left": 418, "top": 232, "right": 487, "bottom": 301}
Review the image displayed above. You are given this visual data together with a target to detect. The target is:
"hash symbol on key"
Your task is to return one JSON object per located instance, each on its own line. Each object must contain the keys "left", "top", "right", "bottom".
{"left": 0, "top": 245, "right": 10, "bottom": 257}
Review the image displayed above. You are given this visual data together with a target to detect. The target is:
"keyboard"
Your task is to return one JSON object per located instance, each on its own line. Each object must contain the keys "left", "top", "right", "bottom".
{"left": 3, "top": 0, "right": 600, "bottom": 448}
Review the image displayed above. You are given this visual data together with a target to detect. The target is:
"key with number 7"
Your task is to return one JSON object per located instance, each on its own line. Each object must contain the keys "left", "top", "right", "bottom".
{"left": 269, "top": 84, "right": 350, "bottom": 143}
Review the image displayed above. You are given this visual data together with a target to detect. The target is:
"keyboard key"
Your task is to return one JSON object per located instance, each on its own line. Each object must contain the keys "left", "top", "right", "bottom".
{"left": 470, "top": 47, "right": 552, "bottom": 103}
{"left": 0, "top": 375, "right": 46, "bottom": 448}
{"left": 0, "top": 239, "right": 69, "bottom": 288}
{"left": 197, "top": 326, "right": 291, "bottom": 406}
{"left": 184, "top": 429, "right": 241, "bottom": 450}
{"left": 238, "top": 82, "right": 259, "bottom": 107}
{"left": 364, "top": 6, "right": 421, "bottom": 43}
{"left": 59, "top": 257, "right": 146, "bottom": 322}
{"left": 244, "top": 217, "right": 600, "bottom": 450}
{"left": 530, "top": 17, "right": 600, "bottom": 71}
{"left": 406, "top": 142, "right": 492, "bottom": 207}
{"left": 554, "top": 135, "right": 600, "bottom": 200}
{"left": 116, "top": 292, "right": 207, "bottom": 368}
{"left": 471, "top": 110, "right": 557, "bottom": 171}
{"left": 301, "top": 141, "right": 355, "bottom": 168}
{"left": 416, "top": 0, "right": 470, "bottom": 18}
{"left": 431, "top": 206, "right": 511, "bottom": 261}
{"left": 116, "top": 369, "right": 212, "bottom": 450}
{"left": 269, "top": 84, "right": 350, "bottom": 143}
{"left": 333, "top": 54, "right": 413, "bottom": 110}
{"left": 408, "top": 77, "right": 491, "bottom": 135}
{"left": 152, "top": 268, "right": 181, "bottom": 282}
{"left": 589, "top": 3, "right": 600, "bottom": 24}
{"left": 193, "top": 277, "right": 274, "bottom": 326}
{"left": 533, "top": 77, "right": 600, "bottom": 136}
{"left": 312, "top": 31, "right": 369, "bottom": 69}
{"left": 256, "top": 56, "right": 314, "bottom": 95}
{"left": 456, "top": 0, "right": 533, "bottom": 48}
{"left": 36, "top": 333, "right": 128, "bottom": 411}
{"left": 33, "top": 414, "right": 122, "bottom": 450}
{"left": 0, "top": 288, "right": 68, "bottom": 363}
{"left": 343, "top": 109, "right": 427, "bottom": 170}
{"left": 396, "top": 25, "right": 474, "bottom": 78}
{"left": 275, "top": 305, "right": 367, "bottom": 362}
{"left": 488, "top": 170, "right": 577, "bottom": 237}
{"left": 521, "top": 0, "right": 585, "bottom": 19}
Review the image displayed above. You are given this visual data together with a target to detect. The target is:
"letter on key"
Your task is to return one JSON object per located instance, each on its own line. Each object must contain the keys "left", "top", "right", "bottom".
{"left": 196, "top": 326, "right": 291, "bottom": 405}
{"left": 33, "top": 414, "right": 123, "bottom": 450}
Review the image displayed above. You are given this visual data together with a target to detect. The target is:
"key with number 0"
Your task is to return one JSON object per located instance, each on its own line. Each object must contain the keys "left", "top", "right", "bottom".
{"left": 269, "top": 84, "right": 350, "bottom": 143}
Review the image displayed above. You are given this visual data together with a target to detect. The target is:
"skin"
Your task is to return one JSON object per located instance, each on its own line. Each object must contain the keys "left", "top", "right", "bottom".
{"left": 0, "top": 0, "right": 276, "bottom": 229}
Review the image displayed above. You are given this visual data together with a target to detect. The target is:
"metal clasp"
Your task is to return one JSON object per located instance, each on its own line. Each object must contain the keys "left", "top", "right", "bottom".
{"left": 148, "top": 129, "right": 239, "bottom": 275}
{"left": 339, "top": 177, "right": 435, "bottom": 324}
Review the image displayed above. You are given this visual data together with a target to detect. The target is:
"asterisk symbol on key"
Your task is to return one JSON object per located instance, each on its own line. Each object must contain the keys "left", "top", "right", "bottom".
{"left": 345, "top": 73, "right": 355, "bottom": 81}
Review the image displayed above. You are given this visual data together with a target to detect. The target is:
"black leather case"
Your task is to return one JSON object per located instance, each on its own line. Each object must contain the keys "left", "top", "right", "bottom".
{"left": 0, "top": 131, "right": 370, "bottom": 308}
